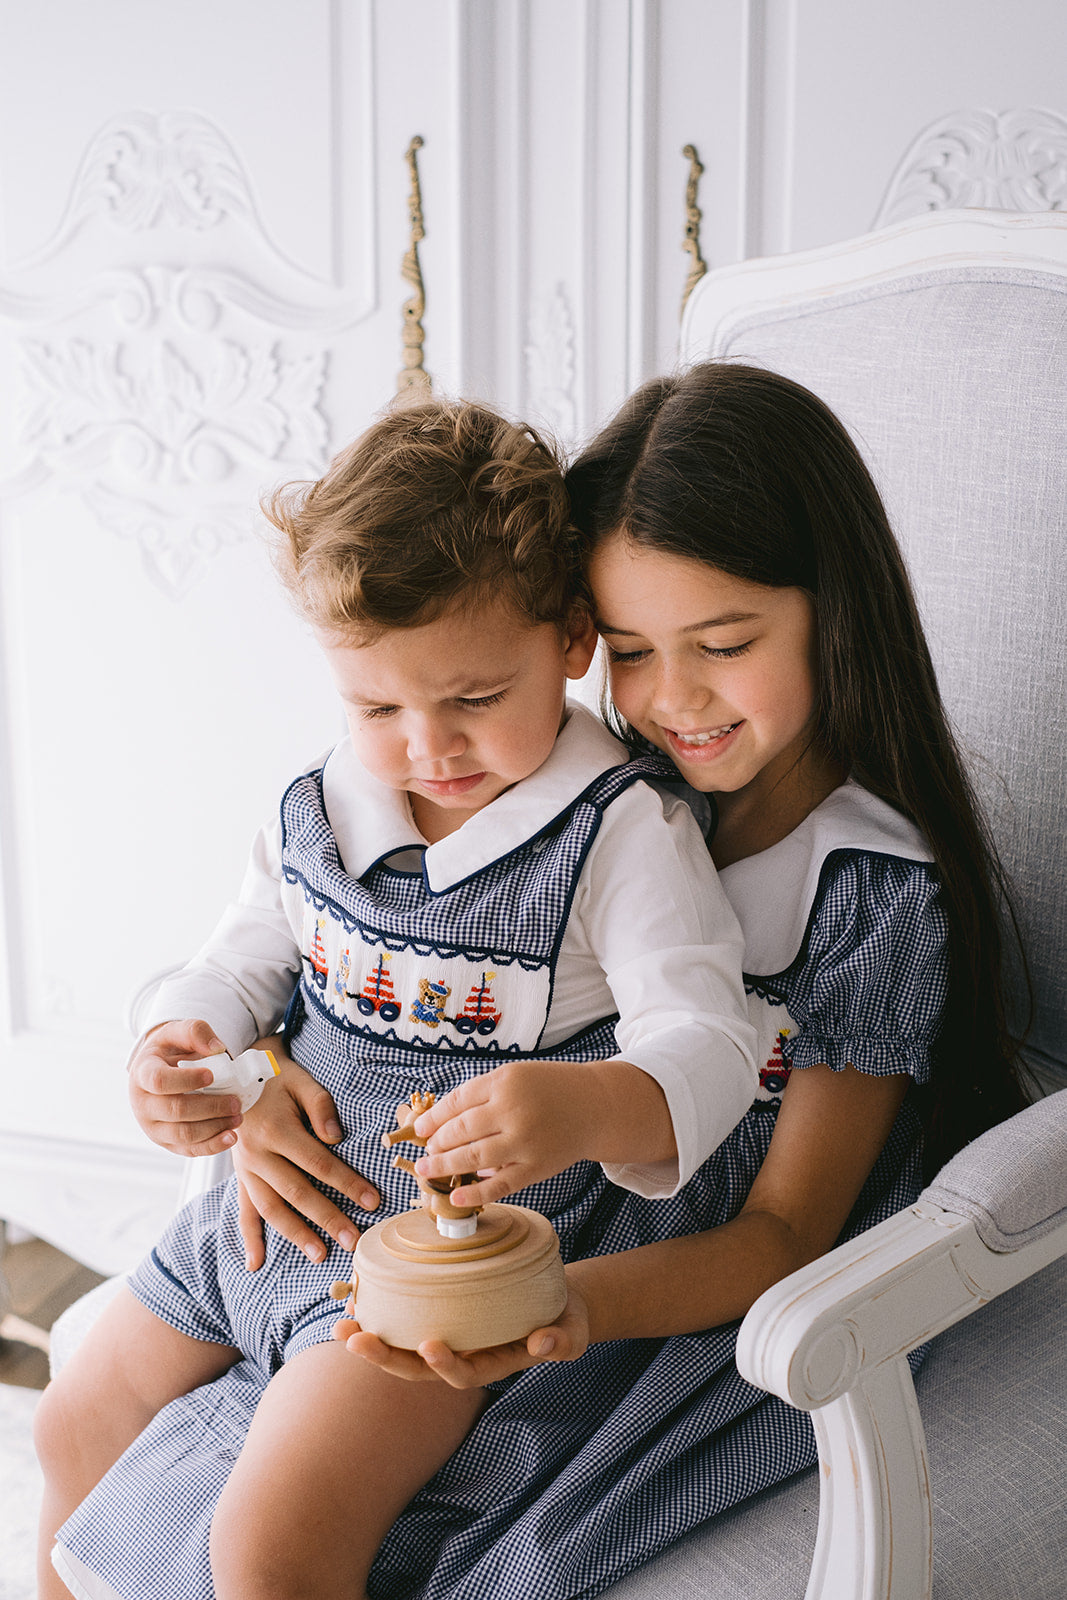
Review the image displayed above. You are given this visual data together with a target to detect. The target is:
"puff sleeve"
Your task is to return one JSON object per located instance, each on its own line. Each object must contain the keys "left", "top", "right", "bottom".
{"left": 781, "top": 852, "right": 948, "bottom": 1083}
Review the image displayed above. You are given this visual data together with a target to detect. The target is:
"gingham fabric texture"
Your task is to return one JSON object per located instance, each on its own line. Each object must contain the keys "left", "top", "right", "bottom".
{"left": 56, "top": 805, "right": 945, "bottom": 1600}
{"left": 713, "top": 267, "right": 1067, "bottom": 1095}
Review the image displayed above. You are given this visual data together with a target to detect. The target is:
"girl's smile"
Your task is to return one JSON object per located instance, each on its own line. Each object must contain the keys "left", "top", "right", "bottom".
{"left": 588, "top": 533, "right": 840, "bottom": 861}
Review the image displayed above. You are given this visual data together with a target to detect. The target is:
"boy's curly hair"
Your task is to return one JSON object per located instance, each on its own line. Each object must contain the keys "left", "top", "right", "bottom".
{"left": 266, "top": 399, "right": 584, "bottom": 638}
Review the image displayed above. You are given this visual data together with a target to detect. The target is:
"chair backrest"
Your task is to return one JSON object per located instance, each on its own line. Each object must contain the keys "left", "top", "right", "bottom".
{"left": 681, "top": 211, "right": 1067, "bottom": 1094}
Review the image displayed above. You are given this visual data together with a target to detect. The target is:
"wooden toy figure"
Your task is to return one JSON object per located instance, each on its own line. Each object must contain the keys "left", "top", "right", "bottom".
{"left": 330, "top": 1090, "right": 567, "bottom": 1350}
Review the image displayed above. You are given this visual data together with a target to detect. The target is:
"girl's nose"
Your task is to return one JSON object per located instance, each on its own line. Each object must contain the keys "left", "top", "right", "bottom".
{"left": 651, "top": 660, "right": 711, "bottom": 719}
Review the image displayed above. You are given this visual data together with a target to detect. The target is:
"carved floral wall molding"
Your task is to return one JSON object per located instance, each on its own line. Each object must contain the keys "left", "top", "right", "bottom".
{"left": 875, "top": 107, "right": 1067, "bottom": 227}
{"left": 0, "top": 111, "right": 369, "bottom": 596}
{"left": 14, "top": 268, "right": 329, "bottom": 595}
{"left": 17, "top": 110, "right": 328, "bottom": 278}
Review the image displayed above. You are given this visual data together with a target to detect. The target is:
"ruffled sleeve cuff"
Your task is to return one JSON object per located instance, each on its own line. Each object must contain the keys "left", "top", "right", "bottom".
{"left": 786, "top": 1029, "right": 934, "bottom": 1083}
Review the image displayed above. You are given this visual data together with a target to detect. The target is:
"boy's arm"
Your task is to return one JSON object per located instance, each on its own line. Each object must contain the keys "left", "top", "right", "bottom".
{"left": 410, "top": 1055, "right": 675, "bottom": 1208}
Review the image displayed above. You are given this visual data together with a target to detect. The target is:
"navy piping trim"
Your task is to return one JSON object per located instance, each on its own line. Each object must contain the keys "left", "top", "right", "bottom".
{"left": 147, "top": 1248, "right": 193, "bottom": 1295}
{"left": 281, "top": 869, "right": 547, "bottom": 966}
{"left": 743, "top": 846, "right": 939, "bottom": 991}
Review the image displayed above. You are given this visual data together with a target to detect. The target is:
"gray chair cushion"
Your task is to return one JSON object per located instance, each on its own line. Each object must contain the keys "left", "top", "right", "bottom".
{"left": 602, "top": 1254, "right": 1067, "bottom": 1599}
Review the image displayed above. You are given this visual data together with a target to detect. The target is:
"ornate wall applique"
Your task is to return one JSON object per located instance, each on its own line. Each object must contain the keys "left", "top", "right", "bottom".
{"left": 0, "top": 110, "right": 370, "bottom": 596}
{"left": 874, "top": 107, "right": 1067, "bottom": 228}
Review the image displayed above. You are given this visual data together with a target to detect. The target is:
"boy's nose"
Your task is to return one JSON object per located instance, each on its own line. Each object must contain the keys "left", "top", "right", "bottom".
{"left": 407, "top": 717, "right": 466, "bottom": 762}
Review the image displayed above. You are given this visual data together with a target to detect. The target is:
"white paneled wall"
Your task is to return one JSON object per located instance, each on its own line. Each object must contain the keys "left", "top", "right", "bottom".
{"left": 1, "top": 0, "right": 1064, "bottom": 1269}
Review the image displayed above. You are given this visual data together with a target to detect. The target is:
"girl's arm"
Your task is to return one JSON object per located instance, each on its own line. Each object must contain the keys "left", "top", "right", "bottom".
{"left": 571, "top": 1061, "right": 910, "bottom": 1340}
{"left": 414, "top": 785, "right": 757, "bottom": 1204}
{"left": 342, "top": 1062, "right": 909, "bottom": 1384}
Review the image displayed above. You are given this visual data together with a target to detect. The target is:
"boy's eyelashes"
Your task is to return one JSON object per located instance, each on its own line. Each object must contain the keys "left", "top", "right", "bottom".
{"left": 357, "top": 690, "right": 510, "bottom": 720}
{"left": 457, "top": 690, "right": 509, "bottom": 708}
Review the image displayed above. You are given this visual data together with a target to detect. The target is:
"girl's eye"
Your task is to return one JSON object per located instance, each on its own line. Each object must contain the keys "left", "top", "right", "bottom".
{"left": 702, "top": 641, "right": 752, "bottom": 659}
{"left": 361, "top": 705, "right": 398, "bottom": 720}
{"left": 605, "top": 646, "right": 650, "bottom": 665}
{"left": 458, "top": 691, "right": 508, "bottom": 709}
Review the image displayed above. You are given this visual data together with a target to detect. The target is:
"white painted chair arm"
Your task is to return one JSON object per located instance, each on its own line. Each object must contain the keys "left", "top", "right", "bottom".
{"left": 735, "top": 1098, "right": 1067, "bottom": 1600}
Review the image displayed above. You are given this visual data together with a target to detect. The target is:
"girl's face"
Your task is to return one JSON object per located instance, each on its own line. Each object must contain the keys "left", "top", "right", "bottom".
{"left": 588, "top": 533, "right": 827, "bottom": 856}
{"left": 318, "top": 595, "right": 596, "bottom": 844}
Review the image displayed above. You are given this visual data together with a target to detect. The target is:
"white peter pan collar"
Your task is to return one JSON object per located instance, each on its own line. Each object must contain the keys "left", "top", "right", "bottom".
{"left": 320, "top": 701, "right": 630, "bottom": 894}
{"left": 717, "top": 778, "right": 933, "bottom": 977}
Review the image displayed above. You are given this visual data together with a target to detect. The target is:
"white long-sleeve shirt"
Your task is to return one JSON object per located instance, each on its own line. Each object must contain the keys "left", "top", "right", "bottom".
{"left": 143, "top": 704, "right": 757, "bottom": 1196}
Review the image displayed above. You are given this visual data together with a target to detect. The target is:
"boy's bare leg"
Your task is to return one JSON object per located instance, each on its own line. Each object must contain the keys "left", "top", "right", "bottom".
{"left": 210, "top": 1341, "right": 489, "bottom": 1600}
{"left": 35, "top": 1287, "right": 239, "bottom": 1600}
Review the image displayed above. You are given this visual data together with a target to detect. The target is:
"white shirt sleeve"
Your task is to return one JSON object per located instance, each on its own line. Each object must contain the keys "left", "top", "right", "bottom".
{"left": 138, "top": 816, "right": 301, "bottom": 1055}
{"left": 566, "top": 781, "right": 758, "bottom": 1197}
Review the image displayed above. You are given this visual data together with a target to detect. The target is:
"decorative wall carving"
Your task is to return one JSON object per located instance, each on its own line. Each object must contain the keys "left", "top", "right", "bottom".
{"left": 30, "top": 110, "right": 308, "bottom": 257}
{"left": 397, "top": 135, "right": 432, "bottom": 399}
{"left": 525, "top": 284, "right": 578, "bottom": 452}
{"left": 11, "top": 266, "right": 329, "bottom": 594}
{"left": 0, "top": 110, "right": 369, "bottom": 595}
{"left": 680, "top": 143, "right": 708, "bottom": 316}
{"left": 874, "top": 107, "right": 1067, "bottom": 227}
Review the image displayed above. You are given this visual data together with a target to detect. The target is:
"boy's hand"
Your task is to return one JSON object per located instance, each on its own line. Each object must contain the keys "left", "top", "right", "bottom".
{"left": 232, "top": 1041, "right": 380, "bottom": 1270}
{"left": 410, "top": 1060, "right": 594, "bottom": 1207}
{"left": 128, "top": 1019, "right": 243, "bottom": 1156}
{"left": 333, "top": 1276, "right": 591, "bottom": 1388}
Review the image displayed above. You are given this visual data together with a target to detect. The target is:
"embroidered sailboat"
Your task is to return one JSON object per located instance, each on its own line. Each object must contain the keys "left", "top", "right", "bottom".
{"left": 450, "top": 971, "right": 500, "bottom": 1036}
{"left": 758, "top": 1029, "right": 792, "bottom": 1096}
{"left": 353, "top": 953, "right": 401, "bottom": 1022}
{"left": 304, "top": 917, "right": 329, "bottom": 989}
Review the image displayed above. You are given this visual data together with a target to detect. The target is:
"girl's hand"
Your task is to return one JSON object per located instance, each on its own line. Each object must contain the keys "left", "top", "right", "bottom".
{"left": 332, "top": 1277, "right": 591, "bottom": 1388}
{"left": 232, "top": 1040, "right": 381, "bottom": 1269}
{"left": 127, "top": 1019, "right": 243, "bottom": 1156}
{"left": 410, "top": 1060, "right": 591, "bottom": 1207}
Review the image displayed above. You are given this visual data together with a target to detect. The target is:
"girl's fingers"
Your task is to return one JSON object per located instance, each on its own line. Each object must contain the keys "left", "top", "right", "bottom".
{"left": 418, "top": 1339, "right": 533, "bottom": 1388}
{"left": 339, "top": 1327, "right": 440, "bottom": 1382}
{"left": 236, "top": 1178, "right": 267, "bottom": 1271}
{"left": 233, "top": 1156, "right": 361, "bottom": 1258}
{"left": 278, "top": 1061, "right": 345, "bottom": 1145}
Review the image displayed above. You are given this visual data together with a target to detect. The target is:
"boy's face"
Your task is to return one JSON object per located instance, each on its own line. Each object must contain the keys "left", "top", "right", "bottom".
{"left": 319, "top": 595, "right": 596, "bottom": 844}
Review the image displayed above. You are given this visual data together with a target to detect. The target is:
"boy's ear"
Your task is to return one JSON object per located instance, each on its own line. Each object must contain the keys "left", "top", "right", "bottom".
{"left": 563, "top": 609, "right": 598, "bottom": 679}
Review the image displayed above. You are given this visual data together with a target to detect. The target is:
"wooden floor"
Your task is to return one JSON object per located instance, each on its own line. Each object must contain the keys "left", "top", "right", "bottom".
{"left": 0, "top": 1235, "right": 106, "bottom": 1390}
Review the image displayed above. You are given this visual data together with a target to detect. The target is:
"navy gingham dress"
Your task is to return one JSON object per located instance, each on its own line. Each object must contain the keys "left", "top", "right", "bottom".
{"left": 57, "top": 782, "right": 947, "bottom": 1600}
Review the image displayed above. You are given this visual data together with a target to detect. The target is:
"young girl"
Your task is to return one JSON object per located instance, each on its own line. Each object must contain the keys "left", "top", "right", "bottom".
{"left": 96, "top": 363, "right": 1026, "bottom": 1600}
{"left": 36, "top": 397, "right": 759, "bottom": 1600}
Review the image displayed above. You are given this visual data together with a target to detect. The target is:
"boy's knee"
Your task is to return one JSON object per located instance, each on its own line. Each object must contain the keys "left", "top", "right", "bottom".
{"left": 211, "top": 1489, "right": 362, "bottom": 1600}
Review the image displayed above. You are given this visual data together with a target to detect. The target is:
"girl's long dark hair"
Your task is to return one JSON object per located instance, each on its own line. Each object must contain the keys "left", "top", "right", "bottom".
{"left": 566, "top": 361, "right": 1027, "bottom": 1172}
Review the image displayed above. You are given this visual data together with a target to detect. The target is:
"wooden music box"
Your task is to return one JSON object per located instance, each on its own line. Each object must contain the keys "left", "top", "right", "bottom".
{"left": 332, "top": 1091, "right": 567, "bottom": 1350}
